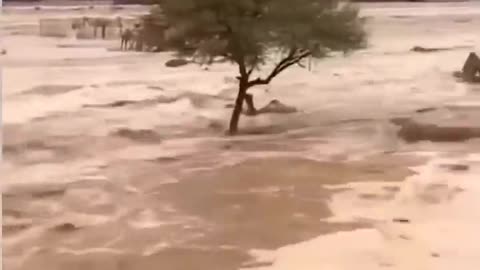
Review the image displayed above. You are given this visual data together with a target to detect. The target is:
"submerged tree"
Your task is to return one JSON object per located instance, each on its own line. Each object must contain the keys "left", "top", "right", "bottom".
{"left": 153, "top": 0, "right": 366, "bottom": 135}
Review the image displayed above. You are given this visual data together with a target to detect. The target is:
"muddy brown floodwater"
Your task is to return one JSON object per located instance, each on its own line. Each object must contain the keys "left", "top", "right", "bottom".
{"left": 3, "top": 2, "right": 480, "bottom": 270}
{"left": 4, "top": 154, "right": 419, "bottom": 270}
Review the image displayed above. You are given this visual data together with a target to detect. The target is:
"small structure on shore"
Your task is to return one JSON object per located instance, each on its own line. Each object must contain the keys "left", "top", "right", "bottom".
{"left": 39, "top": 16, "right": 137, "bottom": 40}
{"left": 37, "top": 7, "right": 178, "bottom": 53}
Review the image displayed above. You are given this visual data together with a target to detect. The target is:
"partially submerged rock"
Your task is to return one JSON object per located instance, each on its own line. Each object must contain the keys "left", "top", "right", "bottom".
{"left": 52, "top": 222, "right": 79, "bottom": 232}
{"left": 391, "top": 118, "right": 480, "bottom": 143}
{"left": 411, "top": 45, "right": 471, "bottom": 53}
{"left": 112, "top": 128, "right": 162, "bottom": 143}
{"left": 256, "top": 100, "right": 298, "bottom": 115}
{"left": 165, "top": 58, "right": 189, "bottom": 68}
{"left": 439, "top": 164, "right": 470, "bottom": 171}
{"left": 392, "top": 218, "right": 410, "bottom": 223}
{"left": 415, "top": 107, "right": 437, "bottom": 114}
{"left": 460, "top": 52, "right": 480, "bottom": 83}
{"left": 411, "top": 46, "right": 443, "bottom": 53}
{"left": 85, "top": 100, "right": 137, "bottom": 108}
{"left": 234, "top": 97, "right": 298, "bottom": 116}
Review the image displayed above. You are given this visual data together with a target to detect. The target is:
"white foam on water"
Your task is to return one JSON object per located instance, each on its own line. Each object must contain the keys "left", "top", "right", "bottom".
{"left": 142, "top": 242, "right": 170, "bottom": 256}
{"left": 248, "top": 152, "right": 480, "bottom": 270}
{"left": 127, "top": 209, "right": 167, "bottom": 229}
{"left": 56, "top": 247, "right": 126, "bottom": 255}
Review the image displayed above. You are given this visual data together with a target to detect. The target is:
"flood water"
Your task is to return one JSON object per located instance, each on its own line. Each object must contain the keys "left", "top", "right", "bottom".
{"left": 2, "top": 2, "right": 480, "bottom": 270}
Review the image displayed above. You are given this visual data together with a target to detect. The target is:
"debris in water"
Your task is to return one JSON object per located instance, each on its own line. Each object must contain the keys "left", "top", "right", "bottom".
{"left": 411, "top": 45, "right": 472, "bottom": 53}
{"left": 440, "top": 164, "right": 470, "bottom": 171}
{"left": 53, "top": 222, "right": 79, "bottom": 232}
{"left": 415, "top": 107, "right": 437, "bottom": 113}
{"left": 411, "top": 46, "right": 443, "bottom": 53}
{"left": 165, "top": 58, "right": 189, "bottom": 68}
{"left": 392, "top": 218, "right": 410, "bottom": 223}
{"left": 90, "top": 100, "right": 136, "bottom": 108}
{"left": 147, "top": 85, "right": 164, "bottom": 91}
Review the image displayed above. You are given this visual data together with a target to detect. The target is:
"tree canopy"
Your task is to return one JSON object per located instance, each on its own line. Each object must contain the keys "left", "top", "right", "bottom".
{"left": 150, "top": 0, "right": 367, "bottom": 134}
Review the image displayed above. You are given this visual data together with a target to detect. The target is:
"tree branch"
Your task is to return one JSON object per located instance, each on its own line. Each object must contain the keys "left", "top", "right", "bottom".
{"left": 247, "top": 49, "right": 311, "bottom": 88}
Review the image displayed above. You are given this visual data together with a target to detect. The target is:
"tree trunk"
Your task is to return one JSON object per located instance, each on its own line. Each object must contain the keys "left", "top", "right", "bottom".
{"left": 101, "top": 25, "right": 106, "bottom": 39}
{"left": 244, "top": 94, "right": 257, "bottom": 116}
{"left": 228, "top": 81, "right": 248, "bottom": 135}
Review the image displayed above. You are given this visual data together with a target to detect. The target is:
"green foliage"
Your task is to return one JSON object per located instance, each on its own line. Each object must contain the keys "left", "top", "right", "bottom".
{"left": 153, "top": 0, "right": 366, "bottom": 69}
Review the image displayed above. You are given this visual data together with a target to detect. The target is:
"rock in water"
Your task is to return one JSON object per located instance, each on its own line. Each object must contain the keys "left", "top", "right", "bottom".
{"left": 257, "top": 100, "right": 298, "bottom": 114}
{"left": 165, "top": 59, "right": 189, "bottom": 68}
{"left": 411, "top": 46, "right": 441, "bottom": 53}
{"left": 461, "top": 52, "right": 480, "bottom": 82}
{"left": 52, "top": 222, "right": 79, "bottom": 232}
{"left": 411, "top": 45, "right": 469, "bottom": 53}
{"left": 415, "top": 107, "right": 437, "bottom": 113}
{"left": 439, "top": 164, "right": 470, "bottom": 171}
{"left": 391, "top": 118, "right": 480, "bottom": 143}
{"left": 392, "top": 218, "right": 410, "bottom": 223}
